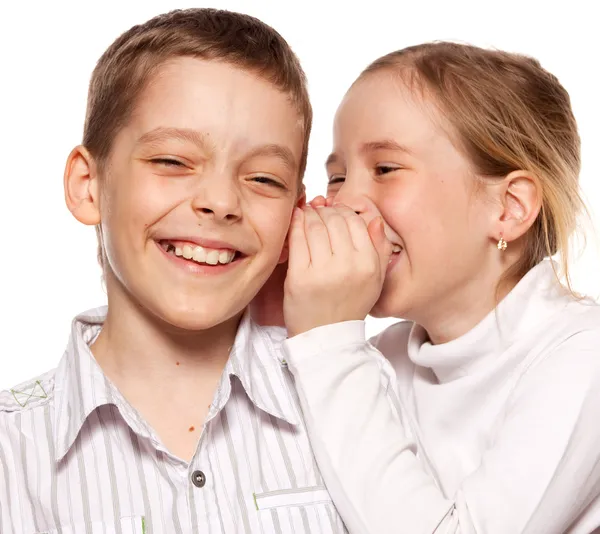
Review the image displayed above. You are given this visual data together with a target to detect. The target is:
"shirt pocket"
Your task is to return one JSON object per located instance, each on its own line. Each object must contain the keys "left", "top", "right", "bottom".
{"left": 254, "top": 486, "right": 347, "bottom": 534}
{"left": 36, "top": 515, "right": 146, "bottom": 534}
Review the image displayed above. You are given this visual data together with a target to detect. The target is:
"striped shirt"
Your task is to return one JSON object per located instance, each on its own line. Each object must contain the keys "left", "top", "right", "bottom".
{"left": 0, "top": 307, "right": 347, "bottom": 534}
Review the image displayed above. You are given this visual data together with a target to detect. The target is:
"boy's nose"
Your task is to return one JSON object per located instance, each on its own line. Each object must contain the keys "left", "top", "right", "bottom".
{"left": 191, "top": 177, "right": 242, "bottom": 223}
{"left": 194, "top": 205, "right": 241, "bottom": 222}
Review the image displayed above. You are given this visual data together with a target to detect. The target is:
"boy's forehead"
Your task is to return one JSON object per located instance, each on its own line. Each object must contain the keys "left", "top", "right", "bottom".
{"left": 130, "top": 58, "right": 304, "bottom": 147}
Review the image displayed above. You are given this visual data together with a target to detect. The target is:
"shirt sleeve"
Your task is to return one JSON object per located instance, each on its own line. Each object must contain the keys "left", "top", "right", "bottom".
{"left": 282, "top": 321, "right": 600, "bottom": 534}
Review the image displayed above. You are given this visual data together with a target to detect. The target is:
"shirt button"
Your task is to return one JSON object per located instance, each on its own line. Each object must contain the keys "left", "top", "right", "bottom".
{"left": 191, "top": 470, "right": 206, "bottom": 488}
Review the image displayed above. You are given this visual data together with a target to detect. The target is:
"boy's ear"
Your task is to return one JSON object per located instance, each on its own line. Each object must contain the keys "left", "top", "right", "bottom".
{"left": 296, "top": 189, "right": 307, "bottom": 208}
{"left": 64, "top": 145, "right": 101, "bottom": 226}
{"left": 493, "top": 170, "right": 542, "bottom": 244}
{"left": 278, "top": 192, "right": 306, "bottom": 264}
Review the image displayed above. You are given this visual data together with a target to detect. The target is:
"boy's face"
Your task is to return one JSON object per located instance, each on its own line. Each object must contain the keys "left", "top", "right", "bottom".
{"left": 83, "top": 58, "right": 303, "bottom": 330}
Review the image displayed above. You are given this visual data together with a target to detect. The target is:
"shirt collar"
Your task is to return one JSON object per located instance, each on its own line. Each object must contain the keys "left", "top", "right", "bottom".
{"left": 407, "top": 259, "right": 576, "bottom": 383}
{"left": 53, "top": 307, "right": 157, "bottom": 462}
{"left": 53, "top": 307, "right": 300, "bottom": 461}
{"left": 210, "top": 311, "right": 301, "bottom": 426}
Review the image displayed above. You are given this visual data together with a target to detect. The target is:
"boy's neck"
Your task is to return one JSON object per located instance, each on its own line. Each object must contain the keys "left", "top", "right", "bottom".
{"left": 89, "top": 281, "right": 243, "bottom": 462}
{"left": 91, "top": 281, "right": 241, "bottom": 389}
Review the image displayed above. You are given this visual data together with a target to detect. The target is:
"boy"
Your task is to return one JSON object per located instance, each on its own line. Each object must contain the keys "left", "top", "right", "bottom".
{"left": 0, "top": 9, "right": 346, "bottom": 534}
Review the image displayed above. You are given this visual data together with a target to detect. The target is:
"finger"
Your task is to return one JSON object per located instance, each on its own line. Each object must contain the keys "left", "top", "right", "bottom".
{"left": 367, "top": 216, "right": 393, "bottom": 277}
{"left": 287, "top": 207, "right": 310, "bottom": 271}
{"left": 309, "top": 196, "right": 327, "bottom": 208}
{"left": 303, "top": 206, "right": 333, "bottom": 265}
{"left": 332, "top": 204, "right": 374, "bottom": 252}
{"left": 316, "top": 206, "right": 354, "bottom": 257}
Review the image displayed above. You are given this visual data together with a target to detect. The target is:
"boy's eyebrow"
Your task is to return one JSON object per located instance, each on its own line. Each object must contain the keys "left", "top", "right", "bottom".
{"left": 136, "top": 127, "right": 210, "bottom": 149}
{"left": 135, "top": 128, "right": 296, "bottom": 171}
{"left": 245, "top": 144, "right": 298, "bottom": 173}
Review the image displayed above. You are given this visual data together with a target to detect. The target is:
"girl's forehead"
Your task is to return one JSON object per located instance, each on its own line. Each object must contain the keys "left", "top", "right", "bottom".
{"left": 334, "top": 79, "right": 452, "bottom": 153}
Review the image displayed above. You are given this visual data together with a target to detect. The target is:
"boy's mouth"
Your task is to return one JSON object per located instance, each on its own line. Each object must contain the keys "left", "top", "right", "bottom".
{"left": 158, "top": 239, "right": 243, "bottom": 266}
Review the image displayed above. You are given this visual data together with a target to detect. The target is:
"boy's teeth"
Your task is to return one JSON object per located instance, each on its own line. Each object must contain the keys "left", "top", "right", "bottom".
{"left": 392, "top": 244, "right": 403, "bottom": 253}
{"left": 170, "top": 243, "right": 236, "bottom": 265}
{"left": 193, "top": 247, "right": 207, "bottom": 263}
{"left": 206, "top": 250, "right": 219, "bottom": 265}
{"left": 218, "top": 250, "right": 232, "bottom": 264}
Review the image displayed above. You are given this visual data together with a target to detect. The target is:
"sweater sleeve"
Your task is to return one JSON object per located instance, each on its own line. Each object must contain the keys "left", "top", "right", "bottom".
{"left": 283, "top": 321, "right": 600, "bottom": 534}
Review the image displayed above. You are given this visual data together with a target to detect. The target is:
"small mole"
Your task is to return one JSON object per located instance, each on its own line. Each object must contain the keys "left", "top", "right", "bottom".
{"left": 176, "top": 362, "right": 180, "bottom": 366}
{"left": 189, "top": 426, "right": 195, "bottom": 432}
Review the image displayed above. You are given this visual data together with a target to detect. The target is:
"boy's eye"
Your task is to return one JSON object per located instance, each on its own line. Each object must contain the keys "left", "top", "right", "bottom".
{"left": 250, "top": 176, "right": 286, "bottom": 189}
{"left": 376, "top": 164, "right": 401, "bottom": 175}
{"left": 150, "top": 158, "right": 186, "bottom": 168}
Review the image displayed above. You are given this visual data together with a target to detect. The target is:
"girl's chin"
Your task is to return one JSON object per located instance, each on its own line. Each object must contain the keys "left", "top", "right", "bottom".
{"left": 370, "top": 298, "right": 396, "bottom": 319}
{"left": 370, "top": 285, "right": 410, "bottom": 320}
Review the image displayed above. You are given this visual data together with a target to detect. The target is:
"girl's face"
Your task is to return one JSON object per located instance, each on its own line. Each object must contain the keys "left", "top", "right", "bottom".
{"left": 327, "top": 72, "right": 500, "bottom": 328}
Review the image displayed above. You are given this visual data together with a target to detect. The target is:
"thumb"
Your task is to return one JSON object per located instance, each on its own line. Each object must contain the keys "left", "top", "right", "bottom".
{"left": 367, "top": 216, "right": 393, "bottom": 278}
{"left": 287, "top": 207, "right": 310, "bottom": 272}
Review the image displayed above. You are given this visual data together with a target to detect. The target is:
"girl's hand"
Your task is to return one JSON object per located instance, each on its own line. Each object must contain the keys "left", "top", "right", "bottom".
{"left": 284, "top": 204, "right": 392, "bottom": 337}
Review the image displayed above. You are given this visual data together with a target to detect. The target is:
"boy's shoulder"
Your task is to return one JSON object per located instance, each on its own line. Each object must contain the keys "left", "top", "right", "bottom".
{"left": 0, "top": 368, "right": 56, "bottom": 415}
{"left": 248, "top": 320, "right": 288, "bottom": 348}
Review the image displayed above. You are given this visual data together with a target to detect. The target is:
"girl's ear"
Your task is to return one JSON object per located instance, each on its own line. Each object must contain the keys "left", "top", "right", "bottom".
{"left": 489, "top": 170, "right": 542, "bottom": 247}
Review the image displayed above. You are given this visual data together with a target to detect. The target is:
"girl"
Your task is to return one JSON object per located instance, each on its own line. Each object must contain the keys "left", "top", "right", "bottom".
{"left": 281, "top": 42, "right": 600, "bottom": 533}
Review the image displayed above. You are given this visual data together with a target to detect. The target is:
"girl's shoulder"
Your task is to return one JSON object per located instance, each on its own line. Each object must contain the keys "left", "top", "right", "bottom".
{"left": 543, "top": 294, "right": 600, "bottom": 348}
{"left": 368, "top": 320, "right": 413, "bottom": 368}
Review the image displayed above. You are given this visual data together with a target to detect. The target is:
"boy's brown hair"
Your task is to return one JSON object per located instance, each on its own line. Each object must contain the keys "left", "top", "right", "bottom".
{"left": 82, "top": 8, "right": 312, "bottom": 267}
{"left": 84, "top": 8, "right": 311, "bottom": 177}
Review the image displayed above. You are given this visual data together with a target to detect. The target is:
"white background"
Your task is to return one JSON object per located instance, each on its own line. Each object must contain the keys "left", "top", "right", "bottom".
{"left": 1, "top": 0, "right": 598, "bottom": 389}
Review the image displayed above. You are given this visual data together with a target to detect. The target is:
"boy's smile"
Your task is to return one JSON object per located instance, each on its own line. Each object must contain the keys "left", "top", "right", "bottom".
{"left": 69, "top": 57, "right": 305, "bottom": 331}
{"left": 159, "top": 238, "right": 242, "bottom": 269}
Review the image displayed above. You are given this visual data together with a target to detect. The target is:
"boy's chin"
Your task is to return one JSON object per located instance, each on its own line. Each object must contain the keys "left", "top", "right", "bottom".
{"left": 150, "top": 300, "right": 247, "bottom": 334}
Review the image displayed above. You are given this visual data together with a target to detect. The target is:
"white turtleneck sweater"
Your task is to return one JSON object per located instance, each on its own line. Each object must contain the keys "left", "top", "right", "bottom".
{"left": 283, "top": 261, "right": 600, "bottom": 534}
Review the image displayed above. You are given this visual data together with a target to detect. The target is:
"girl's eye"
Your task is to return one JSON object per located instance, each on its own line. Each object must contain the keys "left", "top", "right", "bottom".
{"left": 328, "top": 175, "right": 346, "bottom": 185}
{"left": 150, "top": 158, "right": 187, "bottom": 168}
{"left": 251, "top": 176, "right": 286, "bottom": 189}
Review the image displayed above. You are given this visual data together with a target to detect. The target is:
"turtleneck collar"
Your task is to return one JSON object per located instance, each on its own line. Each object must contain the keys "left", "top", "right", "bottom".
{"left": 407, "top": 260, "right": 572, "bottom": 383}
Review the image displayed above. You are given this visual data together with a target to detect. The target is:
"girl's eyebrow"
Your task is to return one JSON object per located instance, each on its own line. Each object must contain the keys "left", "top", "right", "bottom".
{"left": 360, "top": 139, "right": 413, "bottom": 155}
{"left": 325, "top": 139, "right": 413, "bottom": 170}
{"left": 325, "top": 153, "right": 340, "bottom": 168}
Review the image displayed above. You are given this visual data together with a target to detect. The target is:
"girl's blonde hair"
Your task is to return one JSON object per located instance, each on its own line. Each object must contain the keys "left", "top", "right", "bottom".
{"left": 361, "top": 42, "right": 584, "bottom": 289}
